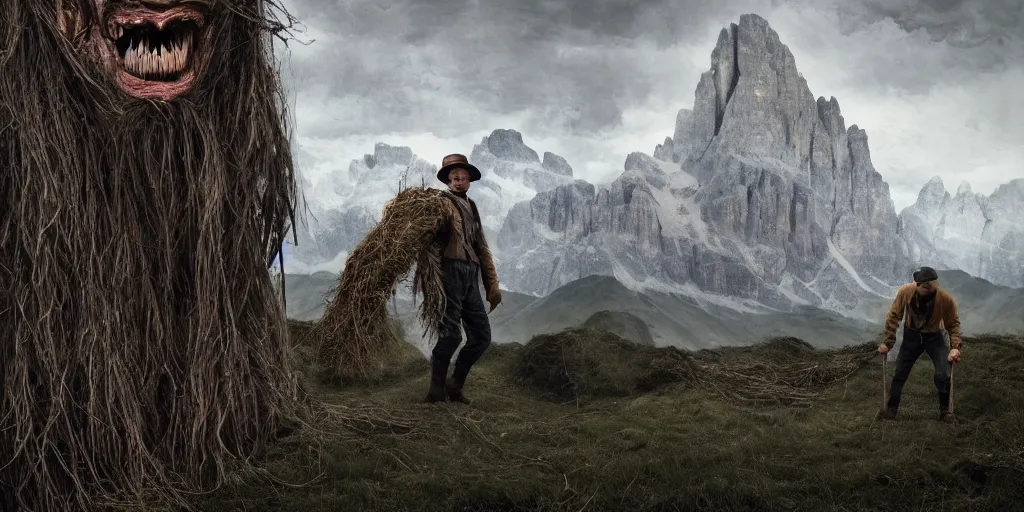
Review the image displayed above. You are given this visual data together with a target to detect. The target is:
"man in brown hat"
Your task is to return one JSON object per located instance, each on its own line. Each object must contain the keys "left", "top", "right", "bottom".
{"left": 425, "top": 154, "right": 502, "bottom": 404}
{"left": 876, "top": 266, "right": 963, "bottom": 421}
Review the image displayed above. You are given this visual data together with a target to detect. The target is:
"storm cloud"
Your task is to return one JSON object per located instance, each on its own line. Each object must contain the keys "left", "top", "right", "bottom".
{"left": 278, "top": 0, "right": 1023, "bottom": 211}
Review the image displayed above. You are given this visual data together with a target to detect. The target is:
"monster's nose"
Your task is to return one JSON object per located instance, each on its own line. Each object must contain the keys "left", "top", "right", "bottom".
{"left": 138, "top": 0, "right": 208, "bottom": 7}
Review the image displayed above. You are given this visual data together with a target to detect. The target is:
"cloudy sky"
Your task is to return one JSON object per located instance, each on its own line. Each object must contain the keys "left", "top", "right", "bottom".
{"left": 274, "top": 0, "right": 1023, "bottom": 211}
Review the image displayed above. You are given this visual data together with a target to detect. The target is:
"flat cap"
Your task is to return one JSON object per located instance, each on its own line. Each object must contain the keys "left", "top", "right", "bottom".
{"left": 913, "top": 266, "right": 938, "bottom": 283}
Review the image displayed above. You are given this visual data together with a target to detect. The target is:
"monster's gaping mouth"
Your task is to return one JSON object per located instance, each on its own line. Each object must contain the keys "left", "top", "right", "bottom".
{"left": 107, "top": 7, "right": 206, "bottom": 100}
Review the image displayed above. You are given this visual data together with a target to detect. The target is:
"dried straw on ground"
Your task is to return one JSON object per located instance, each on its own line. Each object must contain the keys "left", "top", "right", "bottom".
{"left": 693, "top": 337, "right": 879, "bottom": 405}
{"left": 513, "top": 329, "right": 877, "bottom": 406}
{"left": 312, "top": 187, "right": 455, "bottom": 383}
{"left": 696, "top": 352, "right": 876, "bottom": 405}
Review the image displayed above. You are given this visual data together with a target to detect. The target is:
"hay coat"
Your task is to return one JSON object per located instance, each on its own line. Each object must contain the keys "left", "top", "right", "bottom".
{"left": 881, "top": 283, "right": 962, "bottom": 349}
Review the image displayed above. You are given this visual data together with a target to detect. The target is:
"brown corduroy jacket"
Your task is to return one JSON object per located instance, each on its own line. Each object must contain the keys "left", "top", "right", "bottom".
{"left": 438, "top": 192, "right": 500, "bottom": 298}
{"left": 881, "top": 283, "right": 963, "bottom": 349}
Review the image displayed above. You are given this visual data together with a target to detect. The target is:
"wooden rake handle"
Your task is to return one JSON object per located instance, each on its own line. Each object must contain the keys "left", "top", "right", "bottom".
{"left": 882, "top": 354, "right": 888, "bottom": 410}
{"left": 949, "top": 362, "right": 956, "bottom": 415}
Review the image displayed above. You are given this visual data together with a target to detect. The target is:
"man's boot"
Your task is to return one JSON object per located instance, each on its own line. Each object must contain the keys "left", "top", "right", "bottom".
{"left": 878, "top": 394, "right": 900, "bottom": 420}
{"left": 446, "top": 362, "right": 472, "bottom": 404}
{"left": 424, "top": 357, "right": 448, "bottom": 404}
{"left": 938, "top": 396, "right": 955, "bottom": 422}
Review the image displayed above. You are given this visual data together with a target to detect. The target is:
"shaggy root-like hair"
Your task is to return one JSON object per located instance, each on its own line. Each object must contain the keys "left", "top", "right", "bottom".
{"left": 0, "top": 1, "right": 301, "bottom": 510}
{"left": 313, "top": 187, "right": 453, "bottom": 383}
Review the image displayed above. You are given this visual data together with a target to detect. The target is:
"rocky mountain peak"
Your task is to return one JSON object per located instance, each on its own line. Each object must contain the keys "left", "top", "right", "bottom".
{"left": 542, "top": 151, "right": 574, "bottom": 176}
{"left": 466, "top": 129, "right": 577, "bottom": 214}
{"left": 483, "top": 129, "right": 540, "bottom": 163}
{"left": 497, "top": 12, "right": 913, "bottom": 314}
{"left": 924, "top": 175, "right": 945, "bottom": 190}
{"left": 899, "top": 175, "right": 1024, "bottom": 289}
{"left": 684, "top": 13, "right": 904, "bottom": 282}
{"left": 372, "top": 143, "right": 415, "bottom": 168}
{"left": 913, "top": 176, "right": 949, "bottom": 213}
{"left": 347, "top": 142, "right": 436, "bottom": 185}
{"left": 990, "top": 179, "right": 1024, "bottom": 205}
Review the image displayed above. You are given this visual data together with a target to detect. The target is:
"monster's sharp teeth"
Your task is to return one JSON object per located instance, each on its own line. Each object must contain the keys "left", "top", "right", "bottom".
{"left": 117, "top": 21, "right": 196, "bottom": 79}
{"left": 125, "top": 47, "right": 135, "bottom": 73}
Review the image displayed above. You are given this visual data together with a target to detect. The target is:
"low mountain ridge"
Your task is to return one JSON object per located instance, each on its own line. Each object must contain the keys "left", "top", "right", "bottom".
{"left": 282, "top": 268, "right": 1021, "bottom": 356}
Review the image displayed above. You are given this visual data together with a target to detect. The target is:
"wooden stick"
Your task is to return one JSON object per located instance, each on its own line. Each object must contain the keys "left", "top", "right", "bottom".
{"left": 882, "top": 354, "right": 888, "bottom": 411}
{"left": 949, "top": 362, "right": 956, "bottom": 414}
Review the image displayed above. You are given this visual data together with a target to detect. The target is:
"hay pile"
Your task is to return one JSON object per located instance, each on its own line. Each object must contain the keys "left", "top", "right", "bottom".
{"left": 692, "top": 337, "right": 877, "bottom": 405}
{"left": 311, "top": 187, "right": 454, "bottom": 383}
{"left": 581, "top": 310, "right": 655, "bottom": 346}
{"left": 511, "top": 328, "right": 701, "bottom": 401}
{"left": 512, "top": 330, "right": 877, "bottom": 405}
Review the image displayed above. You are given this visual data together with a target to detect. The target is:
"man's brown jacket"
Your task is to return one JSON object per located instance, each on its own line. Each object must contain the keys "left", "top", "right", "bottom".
{"left": 881, "top": 282, "right": 962, "bottom": 349}
{"left": 438, "top": 192, "right": 501, "bottom": 301}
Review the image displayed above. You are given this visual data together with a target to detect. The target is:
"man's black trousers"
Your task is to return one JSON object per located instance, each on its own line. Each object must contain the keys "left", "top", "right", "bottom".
{"left": 887, "top": 328, "right": 951, "bottom": 411}
{"left": 431, "top": 258, "right": 492, "bottom": 385}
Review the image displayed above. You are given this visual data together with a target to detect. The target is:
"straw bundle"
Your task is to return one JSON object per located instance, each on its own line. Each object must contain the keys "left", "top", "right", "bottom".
{"left": 313, "top": 187, "right": 455, "bottom": 382}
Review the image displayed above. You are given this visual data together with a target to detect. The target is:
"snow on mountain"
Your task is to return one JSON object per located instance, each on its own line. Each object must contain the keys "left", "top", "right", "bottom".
{"left": 288, "top": 143, "right": 441, "bottom": 272}
{"left": 287, "top": 132, "right": 576, "bottom": 272}
{"left": 493, "top": 13, "right": 911, "bottom": 321}
{"left": 898, "top": 177, "right": 1024, "bottom": 288}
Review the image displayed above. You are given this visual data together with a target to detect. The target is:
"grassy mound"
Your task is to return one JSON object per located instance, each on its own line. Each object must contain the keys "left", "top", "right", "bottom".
{"left": 510, "top": 328, "right": 699, "bottom": 401}
{"left": 581, "top": 310, "right": 655, "bottom": 346}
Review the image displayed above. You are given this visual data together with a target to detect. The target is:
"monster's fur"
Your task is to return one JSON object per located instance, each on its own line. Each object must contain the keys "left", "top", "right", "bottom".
{"left": 0, "top": 1, "right": 301, "bottom": 510}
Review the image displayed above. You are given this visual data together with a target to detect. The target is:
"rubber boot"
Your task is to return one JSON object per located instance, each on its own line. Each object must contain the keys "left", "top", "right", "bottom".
{"left": 446, "top": 363, "right": 472, "bottom": 404}
{"left": 424, "top": 357, "right": 448, "bottom": 404}
{"left": 877, "top": 407, "right": 898, "bottom": 420}
{"left": 938, "top": 390, "right": 954, "bottom": 422}
{"left": 878, "top": 391, "right": 901, "bottom": 420}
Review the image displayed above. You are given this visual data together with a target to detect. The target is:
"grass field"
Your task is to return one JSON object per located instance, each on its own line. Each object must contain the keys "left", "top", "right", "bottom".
{"left": 197, "top": 323, "right": 1024, "bottom": 511}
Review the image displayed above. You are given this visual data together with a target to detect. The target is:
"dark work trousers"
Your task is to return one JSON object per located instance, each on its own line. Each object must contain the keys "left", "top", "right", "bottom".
{"left": 887, "top": 328, "right": 951, "bottom": 411}
{"left": 430, "top": 258, "right": 492, "bottom": 386}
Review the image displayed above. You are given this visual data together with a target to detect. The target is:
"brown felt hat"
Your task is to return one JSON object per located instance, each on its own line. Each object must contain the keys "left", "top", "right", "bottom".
{"left": 436, "top": 153, "right": 481, "bottom": 183}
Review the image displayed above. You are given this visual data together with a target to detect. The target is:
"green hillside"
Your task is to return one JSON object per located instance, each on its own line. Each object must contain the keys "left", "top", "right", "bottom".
{"left": 198, "top": 323, "right": 1024, "bottom": 511}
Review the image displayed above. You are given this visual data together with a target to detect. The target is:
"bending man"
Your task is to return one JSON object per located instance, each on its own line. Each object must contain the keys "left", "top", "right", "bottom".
{"left": 877, "top": 266, "right": 962, "bottom": 421}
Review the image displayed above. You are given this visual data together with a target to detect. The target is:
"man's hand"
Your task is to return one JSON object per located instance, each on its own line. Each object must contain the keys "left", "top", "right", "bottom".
{"left": 948, "top": 348, "right": 961, "bottom": 363}
{"left": 487, "top": 289, "right": 502, "bottom": 313}
{"left": 877, "top": 343, "right": 890, "bottom": 354}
